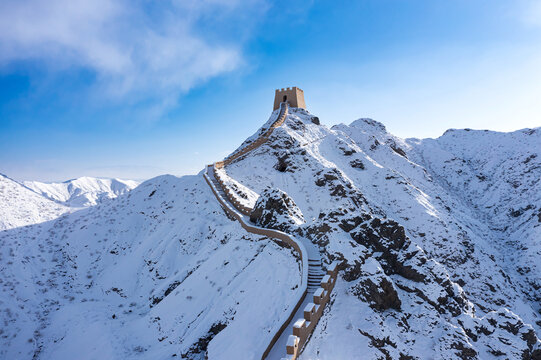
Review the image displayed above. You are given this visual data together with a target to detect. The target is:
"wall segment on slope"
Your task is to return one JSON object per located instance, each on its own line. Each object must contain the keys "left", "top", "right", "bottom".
{"left": 216, "top": 102, "right": 289, "bottom": 169}
{"left": 203, "top": 101, "right": 338, "bottom": 359}
{"left": 203, "top": 165, "right": 308, "bottom": 360}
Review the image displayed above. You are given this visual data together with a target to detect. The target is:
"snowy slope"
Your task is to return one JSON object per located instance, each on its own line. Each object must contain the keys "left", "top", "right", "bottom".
{"left": 0, "top": 174, "right": 69, "bottom": 231}
{"left": 224, "top": 108, "right": 541, "bottom": 359}
{"left": 407, "top": 128, "right": 541, "bottom": 314}
{"left": 0, "top": 174, "right": 300, "bottom": 360}
{"left": 24, "top": 177, "right": 140, "bottom": 207}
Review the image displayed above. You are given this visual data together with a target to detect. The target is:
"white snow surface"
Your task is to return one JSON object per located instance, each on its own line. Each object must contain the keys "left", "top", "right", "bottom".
{"left": 24, "top": 177, "right": 140, "bottom": 207}
{"left": 0, "top": 174, "right": 69, "bottom": 231}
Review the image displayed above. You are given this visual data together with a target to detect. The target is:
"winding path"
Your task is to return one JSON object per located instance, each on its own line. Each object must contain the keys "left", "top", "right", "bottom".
{"left": 203, "top": 102, "right": 337, "bottom": 359}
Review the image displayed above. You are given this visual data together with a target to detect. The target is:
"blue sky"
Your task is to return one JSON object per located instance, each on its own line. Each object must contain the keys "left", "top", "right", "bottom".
{"left": 1, "top": 0, "right": 540, "bottom": 181}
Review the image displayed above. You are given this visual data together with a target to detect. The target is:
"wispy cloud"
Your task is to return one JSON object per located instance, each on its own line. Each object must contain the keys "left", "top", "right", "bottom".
{"left": 0, "top": 0, "right": 266, "bottom": 116}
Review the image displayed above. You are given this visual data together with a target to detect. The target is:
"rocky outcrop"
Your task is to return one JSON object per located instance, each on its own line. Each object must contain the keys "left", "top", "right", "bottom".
{"left": 349, "top": 217, "right": 471, "bottom": 316}
{"left": 250, "top": 188, "right": 305, "bottom": 232}
{"left": 352, "top": 258, "right": 402, "bottom": 311}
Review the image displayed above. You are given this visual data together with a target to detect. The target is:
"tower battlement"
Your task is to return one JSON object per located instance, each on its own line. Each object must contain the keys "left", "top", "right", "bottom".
{"left": 273, "top": 86, "right": 306, "bottom": 110}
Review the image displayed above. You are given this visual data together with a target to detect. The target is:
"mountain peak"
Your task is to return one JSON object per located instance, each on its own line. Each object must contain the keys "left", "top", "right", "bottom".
{"left": 24, "top": 176, "right": 140, "bottom": 207}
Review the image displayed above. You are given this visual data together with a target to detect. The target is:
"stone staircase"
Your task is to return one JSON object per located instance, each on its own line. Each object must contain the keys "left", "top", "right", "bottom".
{"left": 203, "top": 102, "right": 338, "bottom": 360}
{"left": 307, "top": 260, "right": 325, "bottom": 292}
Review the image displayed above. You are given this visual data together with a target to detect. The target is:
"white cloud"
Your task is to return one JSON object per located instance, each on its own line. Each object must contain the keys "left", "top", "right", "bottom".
{"left": 0, "top": 0, "right": 265, "bottom": 114}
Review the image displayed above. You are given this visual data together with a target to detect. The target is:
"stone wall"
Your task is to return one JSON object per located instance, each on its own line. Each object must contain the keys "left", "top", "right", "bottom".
{"left": 219, "top": 102, "right": 289, "bottom": 168}
{"left": 283, "top": 261, "right": 339, "bottom": 360}
{"left": 203, "top": 98, "right": 338, "bottom": 359}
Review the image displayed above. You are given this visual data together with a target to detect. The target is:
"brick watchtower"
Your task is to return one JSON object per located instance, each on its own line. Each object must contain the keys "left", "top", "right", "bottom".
{"left": 273, "top": 87, "right": 306, "bottom": 111}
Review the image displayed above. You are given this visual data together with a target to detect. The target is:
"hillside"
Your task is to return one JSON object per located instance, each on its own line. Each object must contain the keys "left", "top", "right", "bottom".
{"left": 24, "top": 177, "right": 140, "bottom": 207}
{"left": 0, "top": 107, "right": 539, "bottom": 359}
{"left": 0, "top": 174, "right": 69, "bottom": 231}
{"left": 224, "top": 109, "right": 541, "bottom": 359}
{"left": 0, "top": 175, "right": 300, "bottom": 359}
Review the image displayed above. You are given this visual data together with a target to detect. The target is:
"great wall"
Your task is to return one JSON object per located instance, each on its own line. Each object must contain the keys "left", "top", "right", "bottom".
{"left": 203, "top": 98, "right": 339, "bottom": 359}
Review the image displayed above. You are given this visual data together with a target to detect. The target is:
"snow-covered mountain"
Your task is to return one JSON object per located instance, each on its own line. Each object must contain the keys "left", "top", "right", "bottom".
{"left": 0, "top": 173, "right": 69, "bottom": 231}
{"left": 24, "top": 177, "right": 140, "bottom": 207}
{"left": 0, "top": 175, "right": 299, "bottom": 360}
{"left": 0, "top": 108, "right": 539, "bottom": 359}
{"left": 223, "top": 110, "right": 540, "bottom": 359}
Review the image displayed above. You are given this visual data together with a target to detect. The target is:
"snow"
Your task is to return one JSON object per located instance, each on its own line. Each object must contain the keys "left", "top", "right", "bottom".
{"left": 0, "top": 173, "right": 69, "bottom": 230}
{"left": 24, "top": 176, "right": 140, "bottom": 207}
{"left": 286, "top": 335, "right": 298, "bottom": 347}
{"left": 222, "top": 108, "right": 540, "bottom": 358}
{"left": 313, "top": 288, "right": 324, "bottom": 298}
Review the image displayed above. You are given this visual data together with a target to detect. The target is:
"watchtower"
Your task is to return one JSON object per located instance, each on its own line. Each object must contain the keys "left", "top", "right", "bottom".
{"left": 273, "top": 87, "right": 306, "bottom": 111}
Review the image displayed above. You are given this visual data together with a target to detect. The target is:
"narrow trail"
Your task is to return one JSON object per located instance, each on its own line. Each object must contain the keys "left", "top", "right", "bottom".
{"left": 203, "top": 102, "right": 338, "bottom": 359}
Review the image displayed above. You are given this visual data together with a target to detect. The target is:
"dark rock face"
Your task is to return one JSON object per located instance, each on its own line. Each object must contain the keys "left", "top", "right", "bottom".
{"left": 339, "top": 146, "right": 356, "bottom": 156}
{"left": 250, "top": 188, "right": 304, "bottom": 232}
{"left": 455, "top": 308, "right": 541, "bottom": 359}
{"left": 349, "top": 159, "right": 365, "bottom": 169}
{"left": 347, "top": 218, "right": 470, "bottom": 316}
{"left": 389, "top": 141, "right": 407, "bottom": 158}
{"left": 310, "top": 116, "right": 320, "bottom": 125}
{"left": 274, "top": 152, "right": 295, "bottom": 173}
{"left": 181, "top": 322, "right": 227, "bottom": 358}
{"left": 353, "top": 269, "right": 402, "bottom": 311}
{"left": 314, "top": 168, "right": 368, "bottom": 208}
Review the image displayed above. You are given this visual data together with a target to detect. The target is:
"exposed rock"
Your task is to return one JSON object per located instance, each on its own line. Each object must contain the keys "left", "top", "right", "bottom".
{"left": 349, "top": 159, "right": 365, "bottom": 169}
{"left": 339, "top": 145, "right": 356, "bottom": 156}
{"left": 352, "top": 258, "right": 402, "bottom": 311}
{"left": 274, "top": 152, "right": 292, "bottom": 173}
{"left": 250, "top": 187, "right": 305, "bottom": 232}
{"left": 388, "top": 140, "right": 407, "bottom": 158}
{"left": 181, "top": 322, "right": 227, "bottom": 359}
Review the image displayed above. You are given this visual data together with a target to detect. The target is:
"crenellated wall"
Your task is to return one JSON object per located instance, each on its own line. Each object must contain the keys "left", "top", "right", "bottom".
{"left": 219, "top": 102, "right": 288, "bottom": 168}
{"left": 283, "top": 262, "right": 339, "bottom": 360}
{"left": 203, "top": 100, "right": 338, "bottom": 360}
{"left": 213, "top": 168, "right": 252, "bottom": 215}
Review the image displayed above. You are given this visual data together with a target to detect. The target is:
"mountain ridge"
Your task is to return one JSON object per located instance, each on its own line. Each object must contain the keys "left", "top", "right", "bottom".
{"left": 24, "top": 176, "right": 140, "bottom": 207}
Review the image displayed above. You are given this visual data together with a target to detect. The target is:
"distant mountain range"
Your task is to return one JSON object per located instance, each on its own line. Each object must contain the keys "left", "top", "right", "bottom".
{"left": 24, "top": 177, "right": 140, "bottom": 207}
{"left": 0, "top": 174, "right": 139, "bottom": 230}
{"left": 0, "top": 173, "right": 69, "bottom": 231}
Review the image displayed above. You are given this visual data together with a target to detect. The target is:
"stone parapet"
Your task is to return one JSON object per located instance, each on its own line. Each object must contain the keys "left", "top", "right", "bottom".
{"left": 203, "top": 97, "right": 337, "bottom": 360}
{"left": 203, "top": 166, "right": 309, "bottom": 360}
{"left": 223, "top": 102, "right": 288, "bottom": 166}
{"left": 281, "top": 260, "right": 339, "bottom": 360}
